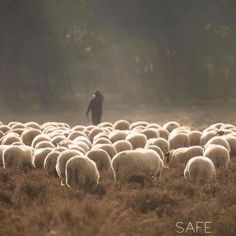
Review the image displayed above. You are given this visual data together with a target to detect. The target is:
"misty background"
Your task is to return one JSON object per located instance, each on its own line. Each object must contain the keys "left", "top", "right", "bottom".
{"left": 0, "top": 0, "right": 235, "bottom": 112}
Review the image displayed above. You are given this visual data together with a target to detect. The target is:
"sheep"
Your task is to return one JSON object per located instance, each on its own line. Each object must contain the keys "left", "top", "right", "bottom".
{"left": 53, "top": 146, "right": 68, "bottom": 153}
{"left": 146, "top": 123, "right": 162, "bottom": 129}
{"left": 73, "top": 136, "right": 92, "bottom": 149}
{"left": 25, "top": 121, "right": 41, "bottom": 130}
{"left": 92, "top": 144, "right": 117, "bottom": 159}
{"left": 93, "top": 138, "right": 112, "bottom": 145}
{"left": 35, "top": 141, "right": 55, "bottom": 149}
{"left": 204, "top": 144, "right": 230, "bottom": 170}
{"left": 200, "top": 131, "right": 219, "bottom": 145}
{"left": 93, "top": 132, "right": 110, "bottom": 142}
{"left": 73, "top": 141, "right": 90, "bottom": 153}
{"left": 113, "top": 140, "right": 133, "bottom": 153}
{"left": 109, "top": 130, "right": 128, "bottom": 143}
{"left": 146, "top": 138, "right": 169, "bottom": 155}
{"left": 23, "top": 128, "right": 41, "bottom": 146}
{"left": 170, "top": 126, "right": 190, "bottom": 136}
{"left": 72, "top": 125, "right": 85, "bottom": 132}
{"left": 65, "top": 155, "right": 100, "bottom": 191}
{"left": 163, "top": 121, "right": 180, "bottom": 132}
{"left": 8, "top": 122, "right": 24, "bottom": 129}
{"left": 10, "top": 128, "right": 25, "bottom": 136}
{"left": 130, "top": 121, "right": 149, "bottom": 130}
{"left": 146, "top": 145, "right": 164, "bottom": 160}
{"left": 68, "top": 131, "right": 87, "bottom": 140}
{"left": 33, "top": 148, "right": 53, "bottom": 168}
{"left": 125, "top": 132, "right": 147, "bottom": 149}
{"left": 184, "top": 156, "right": 216, "bottom": 184}
{"left": 88, "top": 127, "right": 104, "bottom": 142}
{"left": 169, "top": 133, "right": 190, "bottom": 150}
{"left": 86, "top": 149, "right": 112, "bottom": 175}
{"left": 141, "top": 128, "right": 159, "bottom": 139}
{"left": 31, "top": 134, "right": 51, "bottom": 148}
{"left": 165, "top": 146, "right": 204, "bottom": 167}
{"left": 1, "top": 133, "right": 22, "bottom": 145}
{"left": 0, "top": 131, "right": 4, "bottom": 140}
{"left": 113, "top": 120, "right": 130, "bottom": 130}
{"left": 205, "top": 136, "right": 230, "bottom": 152}
{"left": 51, "top": 135, "right": 66, "bottom": 146}
{"left": 67, "top": 144, "right": 86, "bottom": 154}
{"left": 56, "top": 149, "right": 82, "bottom": 184}
{"left": 0, "top": 125, "right": 10, "bottom": 133}
{"left": 224, "top": 135, "right": 236, "bottom": 156}
{"left": 188, "top": 130, "right": 201, "bottom": 146}
{"left": 3, "top": 145, "right": 33, "bottom": 169}
{"left": 157, "top": 128, "right": 169, "bottom": 140}
{"left": 97, "top": 122, "right": 113, "bottom": 128}
{"left": 0, "top": 145, "right": 11, "bottom": 166}
{"left": 44, "top": 150, "right": 61, "bottom": 177}
{"left": 112, "top": 149, "right": 164, "bottom": 184}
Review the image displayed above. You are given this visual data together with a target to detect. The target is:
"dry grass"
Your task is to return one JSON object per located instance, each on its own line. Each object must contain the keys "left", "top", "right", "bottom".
{"left": 0, "top": 158, "right": 235, "bottom": 235}
{"left": 0, "top": 106, "right": 236, "bottom": 235}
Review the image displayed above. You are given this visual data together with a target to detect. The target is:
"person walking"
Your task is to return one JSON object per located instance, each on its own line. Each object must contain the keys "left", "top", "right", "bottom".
{"left": 86, "top": 90, "right": 104, "bottom": 125}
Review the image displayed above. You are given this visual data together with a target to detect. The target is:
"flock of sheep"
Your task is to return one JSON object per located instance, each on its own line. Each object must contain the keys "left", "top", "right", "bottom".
{"left": 0, "top": 119, "right": 235, "bottom": 191}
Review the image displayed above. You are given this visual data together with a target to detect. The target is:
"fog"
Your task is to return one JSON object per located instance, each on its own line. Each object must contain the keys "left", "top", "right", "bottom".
{"left": 0, "top": 0, "right": 235, "bottom": 112}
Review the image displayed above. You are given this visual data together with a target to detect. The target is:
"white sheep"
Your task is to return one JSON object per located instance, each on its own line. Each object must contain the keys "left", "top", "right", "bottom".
{"left": 56, "top": 149, "right": 82, "bottom": 184}
{"left": 165, "top": 146, "right": 204, "bottom": 167}
{"left": 142, "top": 128, "right": 159, "bottom": 139}
{"left": 33, "top": 147, "right": 53, "bottom": 168}
{"left": 146, "top": 123, "right": 162, "bottom": 129}
{"left": 112, "top": 149, "right": 164, "bottom": 184}
{"left": 44, "top": 150, "right": 61, "bottom": 176}
{"left": 68, "top": 131, "right": 87, "bottom": 140}
{"left": 35, "top": 141, "right": 55, "bottom": 149}
{"left": 200, "top": 130, "right": 219, "bottom": 145}
{"left": 169, "top": 133, "right": 190, "bottom": 150}
{"left": 113, "top": 140, "right": 133, "bottom": 153}
{"left": 109, "top": 130, "right": 128, "bottom": 143}
{"left": 51, "top": 135, "right": 66, "bottom": 146}
{"left": 92, "top": 143, "right": 117, "bottom": 159}
{"left": 98, "top": 122, "right": 113, "bottom": 128}
{"left": 72, "top": 125, "right": 85, "bottom": 132}
{"left": 25, "top": 121, "right": 41, "bottom": 130}
{"left": 31, "top": 134, "right": 51, "bottom": 148}
{"left": 88, "top": 127, "right": 104, "bottom": 142}
{"left": 125, "top": 132, "right": 147, "bottom": 149}
{"left": 0, "top": 125, "right": 10, "bottom": 133}
{"left": 188, "top": 130, "right": 201, "bottom": 146}
{"left": 1, "top": 133, "right": 22, "bottom": 145}
{"left": 0, "top": 145, "right": 11, "bottom": 166}
{"left": 205, "top": 136, "right": 230, "bottom": 152}
{"left": 146, "top": 145, "right": 164, "bottom": 160}
{"left": 65, "top": 155, "right": 100, "bottom": 191}
{"left": 93, "top": 137, "right": 112, "bottom": 145}
{"left": 204, "top": 144, "right": 230, "bottom": 170}
{"left": 184, "top": 156, "right": 216, "bottom": 184}
{"left": 163, "top": 121, "right": 180, "bottom": 132}
{"left": 130, "top": 121, "right": 149, "bottom": 130}
{"left": 86, "top": 149, "right": 112, "bottom": 174}
{"left": 146, "top": 138, "right": 169, "bottom": 155}
{"left": 157, "top": 128, "right": 169, "bottom": 140}
{"left": 113, "top": 120, "right": 130, "bottom": 130}
{"left": 3, "top": 145, "right": 34, "bottom": 169}
{"left": 224, "top": 135, "right": 236, "bottom": 155}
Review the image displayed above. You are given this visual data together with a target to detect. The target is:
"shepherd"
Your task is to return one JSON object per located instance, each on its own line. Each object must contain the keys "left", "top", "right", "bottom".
{"left": 86, "top": 90, "right": 104, "bottom": 125}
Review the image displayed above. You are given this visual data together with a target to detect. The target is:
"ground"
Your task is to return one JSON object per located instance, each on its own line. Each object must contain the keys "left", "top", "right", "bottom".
{"left": 0, "top": 104, "right": 236, "bottom": 236}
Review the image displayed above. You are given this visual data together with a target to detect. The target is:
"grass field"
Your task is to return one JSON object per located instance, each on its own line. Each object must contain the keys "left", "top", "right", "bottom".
{"left": 0, "top": 105, "right": 236, "bottom": 236}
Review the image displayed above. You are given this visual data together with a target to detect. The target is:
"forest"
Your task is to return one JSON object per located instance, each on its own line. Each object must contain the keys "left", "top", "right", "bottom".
{"left": 0, "top": 0, "right": 235, "bottom": 108}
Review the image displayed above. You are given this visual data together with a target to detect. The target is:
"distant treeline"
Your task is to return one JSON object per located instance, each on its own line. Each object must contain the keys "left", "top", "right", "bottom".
{"left": 0, "top": 0, "right": 235, "bottom": 107}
